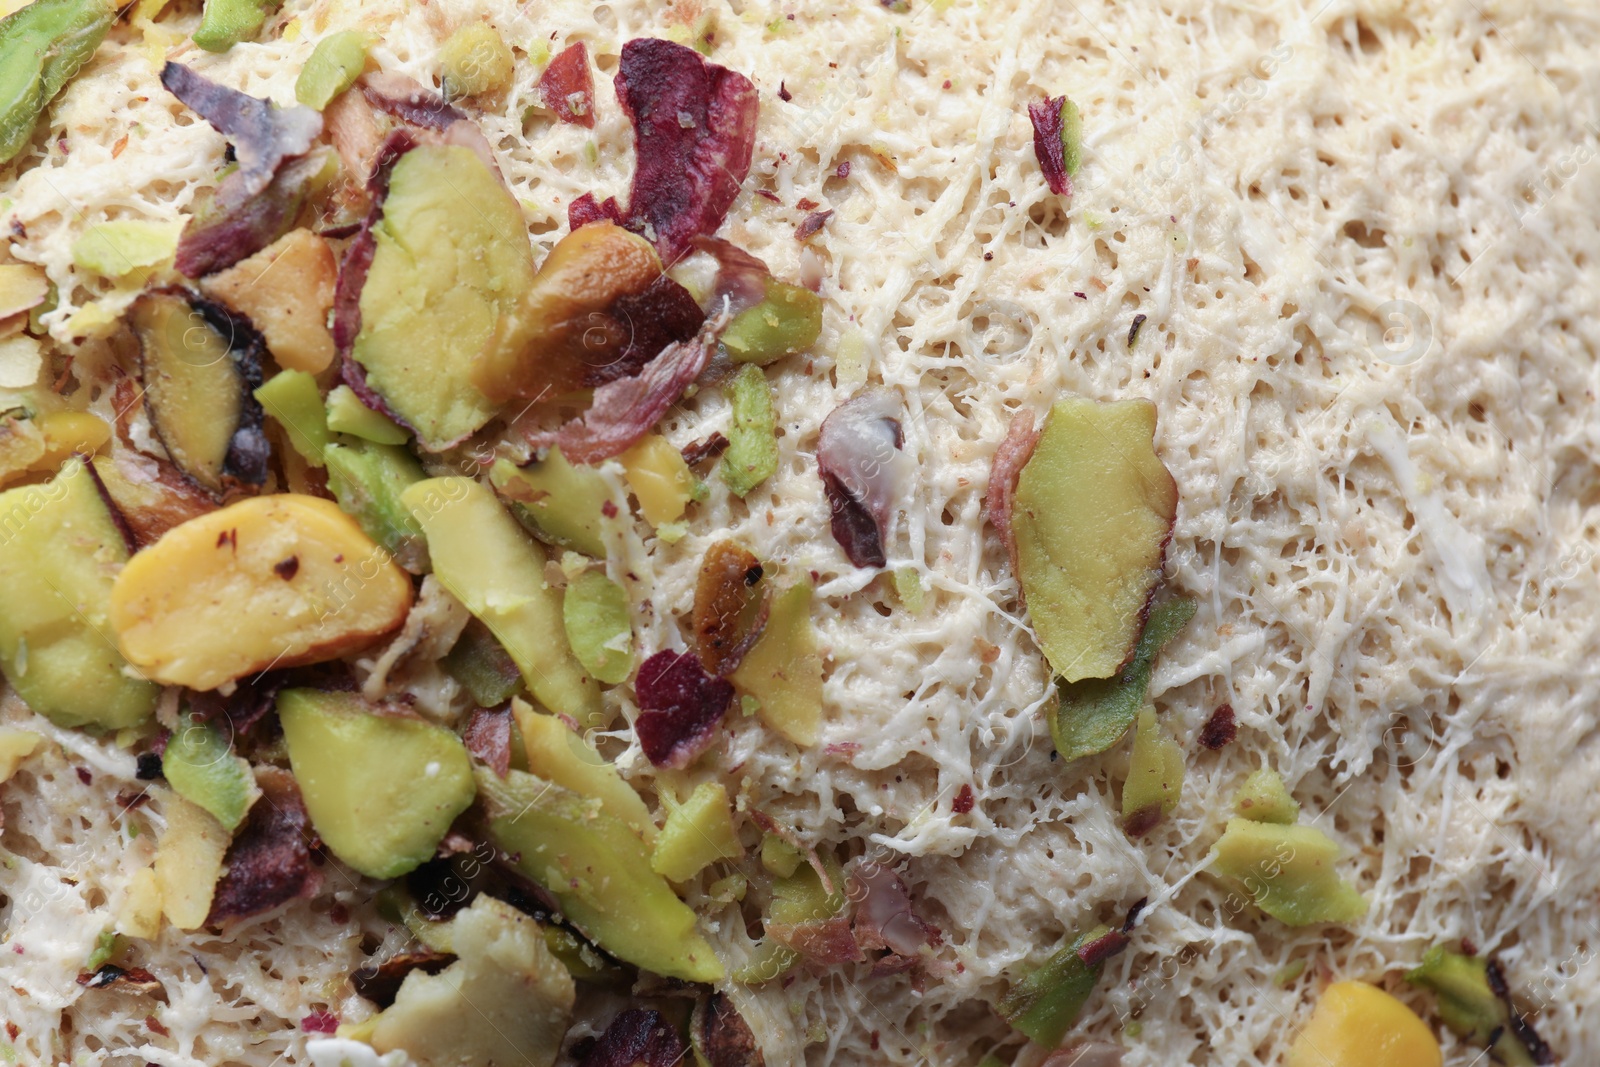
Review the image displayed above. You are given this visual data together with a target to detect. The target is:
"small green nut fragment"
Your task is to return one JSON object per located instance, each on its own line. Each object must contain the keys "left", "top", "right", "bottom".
{"left": 730, "top": 578, "right": 823, "bottom": 747}
{"left": 1121, "top": 706, "right": 1183, "bottom": 834}
{"left": 1051, "top": 597, "right": 1195, "bottom": 762}
{"left": 720, "top": 363, "right": 778, "bottom": 497}
{"left": 1210, "top": 818, "right": 1367, "bottom": 927}
{"left": 760, "top": 833, "right": 802, "bottom": 878}
{"left": 0, "top": 457, "right": 159, "bottom": 731}
{"left": 254, "top": 369, "right": 329, "bottom": 467}
{"left": 85, "top": 929, "right": 120, "bottom": 971}
{"left": 478, "top": 768, "right": 724, "bottom": 983}
{"left": 1059, "top": 97, "right": 1083, "bottom": 177}
{"left": 721, "top": 278, "right": 823, "bottom": 366}
{"left": 561, "top": 569, "right": 633, "bottom": 686}
{"left": 163, "top": 712, "right": 258, "bottom": 832}
{"left": 71, "top": 220, "right": 183, "bottom": 279}
{"left": 404, "top": 477, "right": 601, "bottom": 727}
{"left": 542, "top": 925, "right": 615, "bottom": 982}
{"left": 0, "top": 0, "right": 117, "bottom": 166}
{"left": 279, "top": 688, "right": 477, "bottom": 880}
{"left": 893, "top": 566, "right": 924, "bottom": 614}
{"left": 295, "top": 30, "right": 371, "bottom": 110}
{"left": 193, "top": 0, "right": 278, "bottom": 53}
{"left": 994, "top": 925, "right": 1110, "bottom": 1047}
{"left": 444, "top": 619, "right": 525, "bottom": 708}
{"left": 652, "top": 782, "right": 743, "bottom": 882}
{"left": 708, "top": 871, "right": 747, "bottom": 903}
{"left": 324, "top": 442, "right": 429, "bottom": 573}
{"left": 439, "top": 22, "right": 514, "bottom": 100}
{"left": 325, "top": 384, "right": 408, "bottom": 445}
{"left": 1406, "top": 946, "right": 1540, "bottom": 1067}
{"left": 490, "top": 452, "right": 614, "bottom": 559}
{"left": 1233, "top": 767, "right": 1300, "bottom": 825}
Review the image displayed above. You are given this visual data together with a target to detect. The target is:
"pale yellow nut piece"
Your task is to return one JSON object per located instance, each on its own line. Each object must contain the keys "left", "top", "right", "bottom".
{"left": 111, "top": 494, "right": 413, "bottom": 690}
{"left": 0, "top": 727, "right": 41, "bottom": 782}
{"left": 0, "top": 263, "right": 49, "bottom": 320}
{"left": 1286, "top": 981, "right": 1441, "bottom": 1067}
{"left": 154, "top": 792, "right": 228, "bottom": 930}
{"left": 118, "top": 868, "right": 163, "bottom": 940}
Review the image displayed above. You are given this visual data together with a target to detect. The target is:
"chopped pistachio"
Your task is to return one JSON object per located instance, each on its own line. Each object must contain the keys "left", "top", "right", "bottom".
{"left": 621, "top": 433, "right": 695, "bottom": 527}
{"left": 1233, "top": 767, "right": 1300, "bottom": 825}
{"left": 652, "top": 781, "right": 743, "bottom": 882}
{"left": 1060, "top": 98, "right": 1084, "bottom": 177}
{"left": 325, "top": 384, "right": 407, "bottom": 445}
{"left": 479, "top": 768, "right": 723, "bottom": 983}
{"left": 760, "top": 834, "right": 802, "bottom": 878}
{"left": 491, "top": 451, "right": 614, "bottom": 559}
{"left": 1406, "top": 946, "right": 1546, "bottom": 1066}
{"left": 85, "top": 929, "right": 120, "bottom": 970}
{"left": 71, "top": 219, "right": 182, "bottom": 279}
{"left": 1051, "top": 597, "right": 1195, "bottom": 761}
{"left": 1210, "top": 818, "right": 1367, "bottom": 926}
{"left": 193, "top": 0, "right": 273, "bottom": 52}
{"left": 160, "top": 712, "right": 258, "bottom": 832}
{"left": 254, "top": 369, "right": 329, "bottom": 467}
{"left": 720, "top": 364, "right": 778, "bottom": 497}
{"left": 1121, "top": 706, "right": 1183, "bottom": 833}
{"left": 294, "top": 30, "right": 370, "bottom": 110}
{"left": 562, "top": 569, "right": 633, "bottom": 685}
{"left": 730, "top": 579, "right": 823, "bottom": 746}
{"left": 1016, "top": 398, "right": 1179, "bottom": 682}
{"left": 994, "top": 925, "right": 1112, "bottom": 1047}
{"left": 0, "top": 0, "right": 117, "bottom": 165}
{"left": 893, "top": 566, "right": 925, "bottom": 614}
{"left": 438, "top": 22, "right": 513, "bottom": 100}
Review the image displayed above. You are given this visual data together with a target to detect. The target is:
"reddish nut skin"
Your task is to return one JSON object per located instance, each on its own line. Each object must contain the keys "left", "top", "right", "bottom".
{"left": 614, "top": 38, "right": 759, "bottom": 261}
{"left": 541, "top": 42, "right": 596, "bottom": 128}
{"left": 634, "top": 650, "right": 734, "bottom": 768}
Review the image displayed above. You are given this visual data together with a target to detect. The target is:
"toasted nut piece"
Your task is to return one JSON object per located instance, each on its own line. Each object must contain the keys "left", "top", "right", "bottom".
{"left": 201, "top": 229, "right": 337, "bottom": 374}
{"left": 472, "top": 222, "right": 664, "bottom": 404}
{"left": 110, "top": 493, "right": 413, "bottom": 690}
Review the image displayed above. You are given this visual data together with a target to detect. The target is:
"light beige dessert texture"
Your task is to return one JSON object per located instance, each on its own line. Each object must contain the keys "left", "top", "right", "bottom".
{"left": 3, "top": 0, "right": 1599, "bottom": 1064}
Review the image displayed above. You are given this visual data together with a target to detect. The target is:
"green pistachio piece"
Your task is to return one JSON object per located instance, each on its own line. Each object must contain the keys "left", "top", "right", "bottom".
{"left": 478, "top": 768, "right": 724, "bottom": 983}
{"left": 561, "top": 569, "right": 633, "bottom": 686}
{"left": 254, "top": 368, "right": 329, "bottom": 467}
{"left": 652, "top": 782, "right": 742, "bottom": 882}
{"left": 0, "top": 0, "right": 116, "bottom": 166}
{"left": 1050, "top": 597, "right": 1195, "bottom": 761}
{"left": 490, "top": 451, "right": 614, "bottom": 559}
{"left": 71, "top": 220, "right": 183, "bottom": 279}
{"left": 438, "top": 22, "right": 513, "bottom": 100}
{"left": 444, "top": 619, "right": 525, "bottom": 708}
{"left": 1233, "top": 767, "right": 1300, "bottom": 825}
{"left": 294, "top": 30, "right": 371, "bottom": 110}
{"left": 1406, "top": 946, "right": 1543, "bottom": 1067}
{"left": 1121, "top": 706, "right": 1183, "bottom": 834}
{"left": 995, "top": 925, "right": 1110, "bottom": 1047}
{"left": 323, "top": 441, "right": 429, "bottom": 573}
{"left": 162, "top": 711, "right": 258, "bottom": 832}
{"left": 1210, "top": 818, "right": 1367, "bottom": 927}
{"left": 0, "top": 457, "right": 159, "bottom": 730}
{"left": 720, "top": 364, "right": 778, "bottom": 497}
{"left": 193, "top": 0, "right": 278, "bottom": 53}
{"left": 720, "top": 277, "right": 823, "bottom": 366}
{"left": 325, "top": 384, "right": 408, "bottom": 445}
